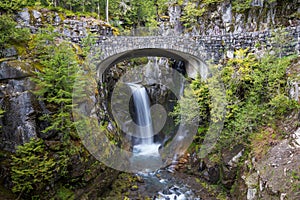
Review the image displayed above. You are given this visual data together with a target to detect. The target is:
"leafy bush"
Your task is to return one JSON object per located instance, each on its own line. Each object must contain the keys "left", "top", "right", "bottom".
{"left": 0, "top": 14, "right": 30, "bottom": 50}
{"left": 170, "top": 77, "right": 210, "bottom": 125}
{"left": 173, "top": 46, "right": 298, "bottom": 156}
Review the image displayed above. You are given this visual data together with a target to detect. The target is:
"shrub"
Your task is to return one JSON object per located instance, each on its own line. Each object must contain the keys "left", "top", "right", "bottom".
{"left": 0, "top": 14, "right": 30, "bottom": 50}
{"left": 11, "top": 139, "right": 56, "bottom": 194}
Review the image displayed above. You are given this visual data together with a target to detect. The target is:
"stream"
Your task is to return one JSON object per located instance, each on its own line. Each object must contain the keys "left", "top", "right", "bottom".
{"left": 128, "top": 82, "right": 203, "bottom": 200}
{"left": 137, "top": 170, "right": 202, "bottom": 200}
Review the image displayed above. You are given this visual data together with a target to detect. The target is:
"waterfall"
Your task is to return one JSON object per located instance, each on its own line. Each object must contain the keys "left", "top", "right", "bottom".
{"left": 128, "top": 83, "right": 162, "bottom": 171}
{"left": 129, "top": 83, "right": 154, "bottom": 145}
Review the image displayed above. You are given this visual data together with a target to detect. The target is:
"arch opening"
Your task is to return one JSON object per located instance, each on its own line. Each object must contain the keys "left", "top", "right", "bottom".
{"left": 97, "top": 48, "right": 208, "bottom": 81}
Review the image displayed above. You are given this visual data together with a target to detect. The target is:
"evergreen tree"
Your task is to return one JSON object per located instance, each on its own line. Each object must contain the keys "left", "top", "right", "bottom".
{"left": 11, "top": 139, "right": 56, "bottom": 194}
{"left": 31, "top": 33, "right": 80, "bottom": 139}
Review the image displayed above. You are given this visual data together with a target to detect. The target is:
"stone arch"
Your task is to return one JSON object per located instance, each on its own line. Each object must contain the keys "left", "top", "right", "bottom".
{"left": 96, "top": 36, "right": 210, "bottom": 81}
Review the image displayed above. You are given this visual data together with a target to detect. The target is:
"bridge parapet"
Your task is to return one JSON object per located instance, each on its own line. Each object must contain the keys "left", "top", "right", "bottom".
{"left": 94, "top": 25, "right": 300, "bottom": 63}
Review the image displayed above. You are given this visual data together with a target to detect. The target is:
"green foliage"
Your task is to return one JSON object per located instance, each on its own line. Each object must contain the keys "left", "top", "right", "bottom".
{"left": 28, "top": 27, "right": 58, "bottom": 58}
{"left": 0, "top": 0, "right": 35, "bottom": 12}
{"left": 203, "top": 0, "right": 223, "bottom": 4}
{"left": 232, "top": 0, "right": 252, "bottom": 13}
{"left": 270, "top": 27, "right": 294, "bottom": 58}
{"left": 180, "top": 2, "right": 205, "bottom": 28}
{"left": 290, "top": 169, "right": 300, "bottom": 192}
{"left": 56, "top": 186, "right": 74, "bottom": 200}
{"left": 10, "top": 138, "right": 73, "bottom": 197}
{"left": 157, "top": 0, "right": 170, "bottom": 16}
{"left": 218, "top": 48, "right": 297, "bottom": 148}
{"left": 30, "top": 30, "right": 80, "bottom": 139}
{"left": 110, "top": 0, "right": 158, "bottom": 29}
{"left": 170, "top": 77, "right": 210, "bottom": 125}
{"left": 11, "top": 139, "right": 56, "bottom": 194}
{"left": 80, "top": 33, "right": 97, "bottom": 57}
{"left": 0, "top": 14, "right": 30, "bottom": 50}
{"left": 173, "top": 43, "right": 298, "bottom": 158}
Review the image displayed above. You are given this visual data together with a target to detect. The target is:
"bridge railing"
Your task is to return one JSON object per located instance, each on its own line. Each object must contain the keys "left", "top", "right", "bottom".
{"left": 66, "top": 25, "right": 300, "bottom": 44}
{"left": 66, "top": 25, "right": 300, "bottom": 62}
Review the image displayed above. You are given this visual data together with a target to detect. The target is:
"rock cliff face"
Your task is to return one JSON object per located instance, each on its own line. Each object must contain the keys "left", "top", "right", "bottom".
{"left": 234, "top": 112, "right": 300, "bottom": 200}
{"left": 0, "top": 61, "right": 39, "bottom": 152}
{"left": 162, "top": 0, "right": 300, "bottom": 36}
{"left": 16, "top": 8, "right": 114, "bottom": 39}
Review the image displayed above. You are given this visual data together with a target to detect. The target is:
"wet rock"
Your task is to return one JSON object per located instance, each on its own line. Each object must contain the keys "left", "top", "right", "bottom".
{"left": 168, "top": 5, "right": 183, "bottom": 35}
{"left": 1, "top": 90, "right": 37, "bottom": 152}
{"left": 292, "top": 127, "right": 300, "bottom": 147}
{"left": 0, "top": 62, "right": 29, "bottom": 80}
{"left": 53, "top": 14, "right": 61, "bottom": 24}
{"left": 70, "top": 155, "right": 119, "bottom": 199}
{"left": 290, "top": 81, "right": 300, "bottom": 102}
{"left": 202, "top": 166, "right": 220, "bottom": 184}
{"left": 251, "top": 0, "right": 264, "bottom": 7}
{"left": 222, "top": 3, "right": 232, "bottom": 24}
{"left": 245, "top": 172, "right": 259, "bottom": 200}
{"left": 0, "top": 61, "right": 38, "bottom": 152}
{"left": 223, "top": 145, "right": 244, "bottom": 168}
{"left": 16, "top": 8, "right": 113, "bottom": 41}
{"left": 136, "top": 175, "right": 144, "bottom": 183}
{"left": 1, "top": 47, "right": 18, "bottom": 58}
{"left": 32, "top": 10, "right": 41, "bottom": 20}
{"left": 18, "top": 8, "right": 30, "bottom": 26}
{"left": 247, "top": 188, "right": 257, "bottom": 200}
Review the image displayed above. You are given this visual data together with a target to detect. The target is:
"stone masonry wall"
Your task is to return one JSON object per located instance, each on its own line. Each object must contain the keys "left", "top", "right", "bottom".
{"left": 96, "top": 26, "right": 300, "bottom": 63}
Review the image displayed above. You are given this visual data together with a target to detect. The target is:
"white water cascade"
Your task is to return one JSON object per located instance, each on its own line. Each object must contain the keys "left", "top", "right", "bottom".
{"left": 128, "top": 83, "right": 162, "bottom": 171}
{"left": 130, "top": 83, "right": 154, "bottom": 144}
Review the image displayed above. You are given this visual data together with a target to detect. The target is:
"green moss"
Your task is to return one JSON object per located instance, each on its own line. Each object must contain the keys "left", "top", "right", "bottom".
{"left": 103, "top": 173, "right": 140, "bottom": 199}
{"left": 131, "top": 185, "right": 138, "bottom": 189}
{"left": 14, "top": 44, "right": 27, "bottom": 57}
{"left": 0, "top": 57, "right": 15, "bottom": 62}
{"left": 290, "top": 11, "right": 300, "bottom": 19}
{"left": 32, "top": 62, "right": 44, "bottom": 72}
{"left": 250, "top": 128, "right": 279, "bottom": 160}
{"left": 56, "top": 186, "right": 75, "bottom": 200}
{"left": 58, "top": 12, "right": 66, "bottom": 21}
{"left": 4, "top": 60, "right": 34, "bottom": 74}
{"left": 203, "top": 0, "right": 224, "bottom": 5}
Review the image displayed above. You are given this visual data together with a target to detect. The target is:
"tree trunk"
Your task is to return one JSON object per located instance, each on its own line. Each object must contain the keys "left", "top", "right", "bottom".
{"left": 106, "top": 0, "right": 109, "bottom": 23}
{"left": 97, "top": 1, "right": 100, "bottom": 19}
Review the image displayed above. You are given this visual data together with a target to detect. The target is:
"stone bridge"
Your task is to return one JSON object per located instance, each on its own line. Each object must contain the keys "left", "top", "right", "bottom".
{"left": 95, "top": 26, "right": 300, "bottom": 79}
